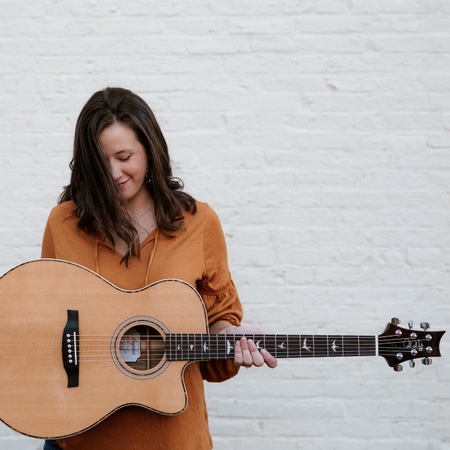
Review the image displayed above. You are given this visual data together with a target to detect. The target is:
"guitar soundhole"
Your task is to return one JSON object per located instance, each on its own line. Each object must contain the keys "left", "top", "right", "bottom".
{"left": 120, "top": 325, "right": 165, "bottom": 372}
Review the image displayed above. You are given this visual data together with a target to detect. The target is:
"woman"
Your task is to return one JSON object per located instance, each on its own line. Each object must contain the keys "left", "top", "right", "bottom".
{"left": 42, "top": 87, "right": 276, "bottom": 450}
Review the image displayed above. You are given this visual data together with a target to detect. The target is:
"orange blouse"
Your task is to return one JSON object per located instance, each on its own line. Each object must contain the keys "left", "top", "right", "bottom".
{"left": 41, "top": 200, "right": 243, "bottom": 450}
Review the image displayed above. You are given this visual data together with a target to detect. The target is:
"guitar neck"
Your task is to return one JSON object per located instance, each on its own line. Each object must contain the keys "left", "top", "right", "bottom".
{"left": 165, "top": 333, "right": 377, "bottom": 361}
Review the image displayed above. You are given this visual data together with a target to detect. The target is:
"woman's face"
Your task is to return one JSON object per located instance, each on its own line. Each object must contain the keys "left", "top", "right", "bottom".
{"left": 99, "top": 122, "right": 150, "bottom": 208}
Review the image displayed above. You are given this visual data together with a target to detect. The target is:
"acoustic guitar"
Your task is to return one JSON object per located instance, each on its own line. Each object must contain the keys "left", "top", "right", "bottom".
{"left": 0, "top": 259, "right": 445, "bottom": 439}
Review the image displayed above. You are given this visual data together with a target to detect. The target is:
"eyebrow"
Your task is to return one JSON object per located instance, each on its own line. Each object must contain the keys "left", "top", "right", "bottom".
{"left": 115, "top": 149, "right": 133, "bottom": 154}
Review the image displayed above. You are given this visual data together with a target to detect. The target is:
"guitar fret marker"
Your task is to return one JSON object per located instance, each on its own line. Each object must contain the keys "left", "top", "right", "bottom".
{"left": 331, "top": 340, "right": 339, "bottom": 353}
{"left": 302, "top": 338, "right": 312, "bottom": 352}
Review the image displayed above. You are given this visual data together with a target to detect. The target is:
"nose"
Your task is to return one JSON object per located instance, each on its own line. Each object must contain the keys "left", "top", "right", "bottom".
{"left": 110, "top": 161, "right": 122, "bottom": 180}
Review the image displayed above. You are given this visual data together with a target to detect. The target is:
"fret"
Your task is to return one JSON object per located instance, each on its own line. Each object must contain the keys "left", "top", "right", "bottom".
{"left": 218, "top": 334, "right": 229, "bottom": 359}
{"left": 264, "top": 335, "right": 276, "bottom": 357}
{"left": 275, "top": 335, "right": 288, "bottom": 358}
{"left": 300, "top": 335, "right": 314, "bottom": 357}
{"left": 208, "top": 334, "right": 217, "bottom": 359}
{"left": 289, "top": 335, "right": 301, "bottom": 358}
{"left": 343, "top": 336, "right": 359, "bottom": 357}
{"left": 200, "top": 334, "right": 208, "bottom": 360}
{"left": 328, "top": 335, "right": 343, "bottom": 357}
{"left": 176, "top": 333, "right": 182, "bottom": 360}
{"left": 228, "top": 334, "right": 239, "bottom": 359}
{"left": 182, "top": 333, "right": 188, "bottom": 360}
{"left": 359, "top": 336, "right": 376, "bottom": 357}
{"left": 253, "top": 335, "right": 266, "bottom": 354}
{"left": 314, "top": 335, "right": 329, "bottom": 358}
{"left": 186, "top": 334, "right": 193, "bottom": 359}
{"left": 193, "top": 333, "right": 200, "bottom": 360}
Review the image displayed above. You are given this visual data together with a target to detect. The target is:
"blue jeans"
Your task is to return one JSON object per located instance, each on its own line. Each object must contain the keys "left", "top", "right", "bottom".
{"left": 43, "top": 440, "right": 63, "bottom": 450}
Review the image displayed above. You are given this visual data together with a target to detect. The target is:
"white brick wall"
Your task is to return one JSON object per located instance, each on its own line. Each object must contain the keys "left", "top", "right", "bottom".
{"left": 1, "top": 1, "right": 449, "bottom": 449}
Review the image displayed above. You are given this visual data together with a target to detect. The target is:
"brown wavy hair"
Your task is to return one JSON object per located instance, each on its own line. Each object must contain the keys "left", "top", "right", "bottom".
{"left": 59, "top": 87, "right": 196, "bottom": 262}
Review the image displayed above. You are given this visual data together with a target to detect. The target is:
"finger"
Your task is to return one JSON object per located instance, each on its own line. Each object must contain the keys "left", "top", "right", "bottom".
{"left": 261, "top": 349, "right": 278, "bottom": 368}
{"left": 247, "top": 339, "right": 264, "bottom": 367}
{"left": 239, "top": 337, "right": 253, "bottom": 368}
{"left": 234, "top": 340, "right": 244, "bottom": 366}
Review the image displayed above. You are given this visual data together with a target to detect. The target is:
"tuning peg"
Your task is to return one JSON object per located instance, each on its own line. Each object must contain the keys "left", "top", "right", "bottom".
{"left": 393, "top": 364, "right": 403, "bottom": 372}
{"left": 422, "top": 357, "right": 432, "bottom": 366}
{"left": 420, "top": 322, "right": 430, "bottom": 331}
{"left": 409, "top": 360, "right": 415, "bottom": 368}
{"left": 391, "top": 317, "right": 401, "bottom": 325}
{"left": 408, "top": 320, "right": 413, "bottom": 329}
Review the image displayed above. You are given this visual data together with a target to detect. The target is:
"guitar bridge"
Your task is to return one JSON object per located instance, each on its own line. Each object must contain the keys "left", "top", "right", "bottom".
{"left": 62, "top": 309, "right": 79, "bottom": 388}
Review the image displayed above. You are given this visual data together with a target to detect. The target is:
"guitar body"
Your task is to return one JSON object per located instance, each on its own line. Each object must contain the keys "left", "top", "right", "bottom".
{"left": 0, "top": 259, "right": 208, "bottom": 439}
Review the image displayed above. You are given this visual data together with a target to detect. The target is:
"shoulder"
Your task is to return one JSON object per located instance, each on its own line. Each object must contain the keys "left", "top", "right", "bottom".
{"left": 184, "top": 201, "right": 222, "bottom": 230}
{"left": 45, "top": 201, "right": 78, "bottom": 231}
{"left": 47, "top": 201, "right": 76, "bottom": 221}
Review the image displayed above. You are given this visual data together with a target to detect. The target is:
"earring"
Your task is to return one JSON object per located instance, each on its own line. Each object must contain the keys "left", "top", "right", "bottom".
{"left": 146, "top": 169, "right": 152, "bottom": 184}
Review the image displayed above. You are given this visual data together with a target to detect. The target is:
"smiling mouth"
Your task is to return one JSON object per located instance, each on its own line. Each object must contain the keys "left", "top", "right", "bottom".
{"left": 117, "top": 179, "right": 129, "bottom": 189}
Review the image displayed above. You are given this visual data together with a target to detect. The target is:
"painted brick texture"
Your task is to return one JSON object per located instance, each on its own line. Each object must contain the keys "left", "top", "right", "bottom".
{"left": 0, "top": 1, "right": 449, "bottom": 449}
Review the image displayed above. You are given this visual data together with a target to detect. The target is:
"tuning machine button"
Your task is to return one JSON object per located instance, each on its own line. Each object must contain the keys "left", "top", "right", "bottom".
{"left": 408, "top": 320, "right": 413, "bottom": 329}
{"left": 391, "top": 317, "right": 401, "bottom": 325}
{"left": 421, "top": 322, "right": 430, "bottom": 331}
{"left": 393, "top": 364, "right": 403, "bottom": 372}
{"left": 409, "top": 360, "right": 415, "bottom": 368}
{"left": 422, "top": 357, "right": 432, "bottom": 366}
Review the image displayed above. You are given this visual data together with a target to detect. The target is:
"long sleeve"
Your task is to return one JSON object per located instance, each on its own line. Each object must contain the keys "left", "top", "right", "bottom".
{"left": 197, "top": 207, "right": 243, "bottom": 382}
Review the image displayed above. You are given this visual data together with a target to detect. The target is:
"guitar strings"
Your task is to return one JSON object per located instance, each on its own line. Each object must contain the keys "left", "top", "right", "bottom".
{"left": 69, "top": 334, "right": 426, "bottom": 362}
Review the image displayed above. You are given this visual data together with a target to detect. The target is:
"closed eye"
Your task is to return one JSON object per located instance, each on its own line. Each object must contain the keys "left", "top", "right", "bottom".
{"left": 118, "top": 155, "right": 131, "bottom": 161}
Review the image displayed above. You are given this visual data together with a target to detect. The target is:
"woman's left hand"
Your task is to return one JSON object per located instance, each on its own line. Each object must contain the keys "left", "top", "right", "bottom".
{"left": 214, "top": 323, "right": 278, "bottom": 369}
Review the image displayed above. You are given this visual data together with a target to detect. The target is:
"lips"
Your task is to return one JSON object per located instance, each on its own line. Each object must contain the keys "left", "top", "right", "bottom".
{"left": 117, "top": 179, "right": 129, "bottom": 189}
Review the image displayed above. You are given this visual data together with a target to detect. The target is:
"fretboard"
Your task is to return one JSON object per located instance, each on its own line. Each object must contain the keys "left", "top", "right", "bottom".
{"left": 165, "top": 334, "right": 376, "bottom": 361}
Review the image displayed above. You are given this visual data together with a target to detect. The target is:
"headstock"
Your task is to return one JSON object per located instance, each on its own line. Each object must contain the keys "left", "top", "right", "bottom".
{"left": 378, "top": 318, "right": 445, "bottom": 372}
